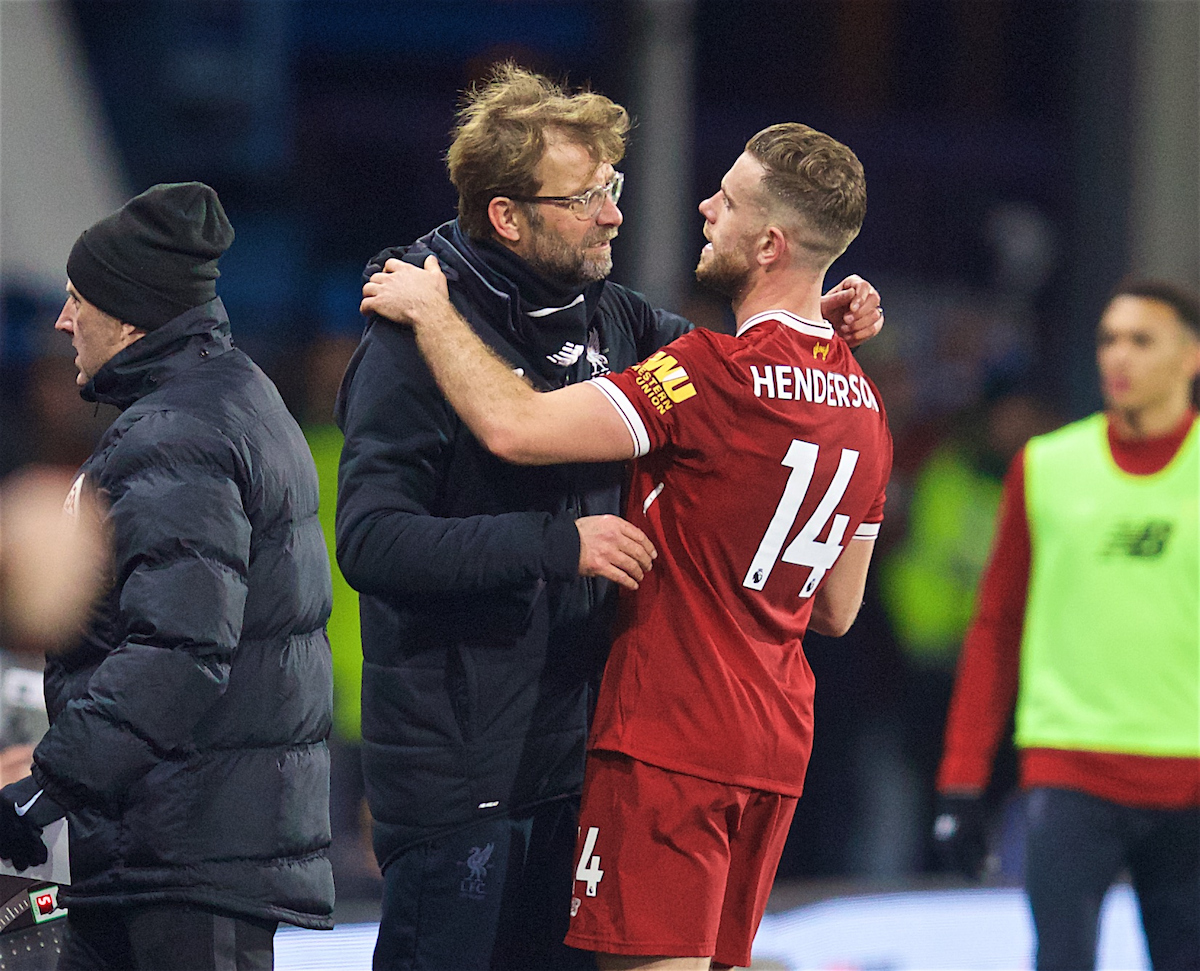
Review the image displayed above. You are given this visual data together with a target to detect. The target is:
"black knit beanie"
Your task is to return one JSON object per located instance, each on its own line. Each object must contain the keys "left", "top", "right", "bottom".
{"left": 66, "top": 182, "right": 235, "bottom": 331}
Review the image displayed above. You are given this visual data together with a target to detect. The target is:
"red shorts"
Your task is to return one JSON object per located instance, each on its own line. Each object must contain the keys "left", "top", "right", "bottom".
{"left": 563, "top": 750, "right": 798, "bottom": 968}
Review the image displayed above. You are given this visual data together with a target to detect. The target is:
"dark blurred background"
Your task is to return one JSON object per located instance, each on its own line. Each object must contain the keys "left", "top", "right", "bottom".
{"left": 1, "top": 0, "right": 1197, "bottom": 895}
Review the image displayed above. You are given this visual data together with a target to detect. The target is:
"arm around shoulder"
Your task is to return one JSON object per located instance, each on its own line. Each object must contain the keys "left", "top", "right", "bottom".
{"left": 334, "top": 319, "right": 599, "bottom": 596}
{"left": 478, "top": 382, "right": 637, "bottom": 466}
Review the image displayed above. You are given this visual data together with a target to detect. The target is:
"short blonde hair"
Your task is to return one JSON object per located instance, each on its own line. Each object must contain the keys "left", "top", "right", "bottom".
{"left": 447, "top": 63, "right": 630, "bottom": 239}
{"left": 746, "top": 123, "right": 866, "bottom": 265}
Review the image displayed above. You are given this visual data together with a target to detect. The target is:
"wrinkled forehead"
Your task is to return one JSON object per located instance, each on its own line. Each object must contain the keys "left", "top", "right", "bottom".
{"left": 537, "top": 134, "right": 614, "bottom": 192}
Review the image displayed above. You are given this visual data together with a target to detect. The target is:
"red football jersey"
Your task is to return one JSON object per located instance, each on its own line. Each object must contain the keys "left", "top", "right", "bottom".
{"left": 590, "top": 310, "right": 892, "bottom": 795}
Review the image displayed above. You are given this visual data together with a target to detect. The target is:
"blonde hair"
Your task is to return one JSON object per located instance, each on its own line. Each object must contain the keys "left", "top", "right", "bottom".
{"left": 447, "top": 63, "right": 630, "bottom": 239}
{"left": 745, "top": 123, "right": 866, "bottom": 265}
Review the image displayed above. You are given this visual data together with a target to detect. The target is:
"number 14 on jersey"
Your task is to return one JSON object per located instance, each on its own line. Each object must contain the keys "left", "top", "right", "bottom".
{"left": 743, "top": 439, "right": 860, "bottom": 598}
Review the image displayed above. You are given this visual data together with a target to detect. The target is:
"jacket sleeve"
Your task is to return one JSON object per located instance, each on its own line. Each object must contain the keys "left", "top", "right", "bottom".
{"left": 636, "top": 307, "right": 694, "bottom": 361}
{"left": 936, "top": 450, "right": 1030, "bottom": 792}
{"left": 334, "top": 319, "right": 580, "bottom": 599}
{"left": 33, "top": 411, "right": 251, "bottom": 809}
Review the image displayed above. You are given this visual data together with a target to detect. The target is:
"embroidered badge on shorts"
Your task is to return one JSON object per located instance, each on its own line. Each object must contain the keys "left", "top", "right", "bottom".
{"left": 457, "top": 842, "right": 495, "bottom": 900}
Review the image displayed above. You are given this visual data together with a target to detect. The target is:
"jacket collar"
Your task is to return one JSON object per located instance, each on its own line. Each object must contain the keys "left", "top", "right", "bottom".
{"left": 82, "top": 297, "right": 235, "bottom": 410}
{"left": 427, "top": 220, "right": 607, "bottom": 383}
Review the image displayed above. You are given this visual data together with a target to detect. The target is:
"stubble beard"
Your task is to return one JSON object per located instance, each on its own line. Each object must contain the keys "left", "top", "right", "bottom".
{"left": 522, "top": 211, "right": 615, "bottom": 287}
{"left": 694, "top": 244, "right": 752, "bottom": 301}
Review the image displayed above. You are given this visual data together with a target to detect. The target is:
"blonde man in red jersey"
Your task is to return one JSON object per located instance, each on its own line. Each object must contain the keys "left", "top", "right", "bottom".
{"left": 935, "top": 279, "right": 1200, "bottom": 971}
{"left": 362, "top": 123, "right": 893, "bottom": 971}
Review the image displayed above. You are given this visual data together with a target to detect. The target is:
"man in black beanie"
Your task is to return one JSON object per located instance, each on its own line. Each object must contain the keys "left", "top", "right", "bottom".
{"left": 0, "top": 182, "right": 336, "bottom": 970}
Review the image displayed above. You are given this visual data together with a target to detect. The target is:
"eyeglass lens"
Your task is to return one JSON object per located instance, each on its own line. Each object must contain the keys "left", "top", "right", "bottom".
{"left": 575, "top": 173, "right": 620, "bottom": 217}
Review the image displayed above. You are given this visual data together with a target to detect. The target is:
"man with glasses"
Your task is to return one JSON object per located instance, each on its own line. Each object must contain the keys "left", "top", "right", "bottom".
{"left": 336, "top": 64, "right": 882, "bottom": 971}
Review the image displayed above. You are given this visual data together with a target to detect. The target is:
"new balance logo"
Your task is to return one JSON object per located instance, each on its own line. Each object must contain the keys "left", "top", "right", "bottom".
{"left": 547, "top": 343, "right": 585, "bottom": 367}
{"left": 1101, "top": 521, "right": 1173, "bottom": 558}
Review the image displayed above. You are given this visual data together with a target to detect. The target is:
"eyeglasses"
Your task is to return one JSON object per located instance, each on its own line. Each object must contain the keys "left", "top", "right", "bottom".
{"left": 513, "top": 171, "right": 624, "bottom": 220}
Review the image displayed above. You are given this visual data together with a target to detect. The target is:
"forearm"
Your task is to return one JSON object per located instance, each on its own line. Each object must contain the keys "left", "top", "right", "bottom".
{"left": 335, "top": 336, "right": 582, "bottom": 594}
{"left": 936, "top": 614, "right": 1022, "bottom": 792}
{"left": 414, "top": 307, "right": 633, "bottom": 463}
{"left": 336, "top": 501, "right": 580, "bottom": 597}
{"left": 35, "top": 643, "right": 231, "bottom": 808}
{"left": 362, "top": 256, "right": 635, "bottom": 464}
{"left": 412, "top": 301, "right": 546, "bottom": 461}
{"left": 809, "top": 536, "right": 875, "bottom": 636}
{"left": 937, "top": 460, "right": 1029, "bottom": 791}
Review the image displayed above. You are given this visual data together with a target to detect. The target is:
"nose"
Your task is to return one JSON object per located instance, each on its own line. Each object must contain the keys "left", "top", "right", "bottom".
{"left": 1097, "top": 344, "right": 1131, "bottom": 382}
{"left": 698, "top": 194, "right": 717, "bottom": 222}
{"left": 55, "top": 297, "right": 75, "bottom": 334}
{"left": 597, "top": 192, "right": 623, "bottom": 227}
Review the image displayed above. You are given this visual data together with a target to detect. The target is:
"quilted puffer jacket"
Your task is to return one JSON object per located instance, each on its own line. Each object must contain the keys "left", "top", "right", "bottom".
{"left": 34, "top": 298, "right": 335, "bottom": 929}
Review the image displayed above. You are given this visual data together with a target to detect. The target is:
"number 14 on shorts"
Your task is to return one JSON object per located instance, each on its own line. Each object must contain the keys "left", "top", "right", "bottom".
{"left": 575, "top": 826, "right": 604, "bottom": 896}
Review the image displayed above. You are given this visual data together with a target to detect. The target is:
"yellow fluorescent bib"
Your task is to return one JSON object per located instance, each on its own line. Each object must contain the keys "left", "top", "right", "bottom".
{"left": 1017, "top": 413, "right": 1200, "bottom": 757}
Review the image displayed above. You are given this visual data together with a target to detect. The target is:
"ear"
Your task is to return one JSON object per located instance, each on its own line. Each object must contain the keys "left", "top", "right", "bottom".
{"left": 120, "top": 322, "right": 147, "bottom": 342}
{"left": 756, "top": 225, "right": 788, "bottom": 269}
{"left": 487, "top": 197, "right": 523, "bottom": 243}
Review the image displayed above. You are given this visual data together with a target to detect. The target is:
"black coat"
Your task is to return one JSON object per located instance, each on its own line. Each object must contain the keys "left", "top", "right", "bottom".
{"left": 335, "top": 221, "right": 691, "bottom": 867}
{"left": 34, "top": 300, "right": 335, "bottom": 930}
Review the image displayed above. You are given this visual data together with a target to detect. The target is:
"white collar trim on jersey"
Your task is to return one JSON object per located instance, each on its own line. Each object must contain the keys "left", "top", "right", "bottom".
{"left": 736, "top": 309, "right": 834, "bottom": 339}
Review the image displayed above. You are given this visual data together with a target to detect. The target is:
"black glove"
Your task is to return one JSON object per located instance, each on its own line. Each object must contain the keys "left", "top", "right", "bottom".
{"left": 932, "top": 793, "right": 987, "bottom": 879}
{"left": 0, "top": 775, "right": 66, "bottom": 871}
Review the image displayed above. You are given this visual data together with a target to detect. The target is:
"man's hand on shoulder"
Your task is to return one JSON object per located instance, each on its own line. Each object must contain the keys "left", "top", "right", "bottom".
{"left": 361, "top": 255, "right": 452, "bottom": 326}
{"left": 822, "top": 275, "right": 883, "bottom": 348}
{"left": 576, "top": 515, "right": 657, "bottom": 591}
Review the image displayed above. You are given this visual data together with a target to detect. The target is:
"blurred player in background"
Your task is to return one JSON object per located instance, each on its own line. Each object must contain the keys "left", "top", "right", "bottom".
{"left": 362, "top": 121, "right": 892, "bottom": 971}
{"left": 935, "top": 279, "right": 1200, "bottom": 971}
